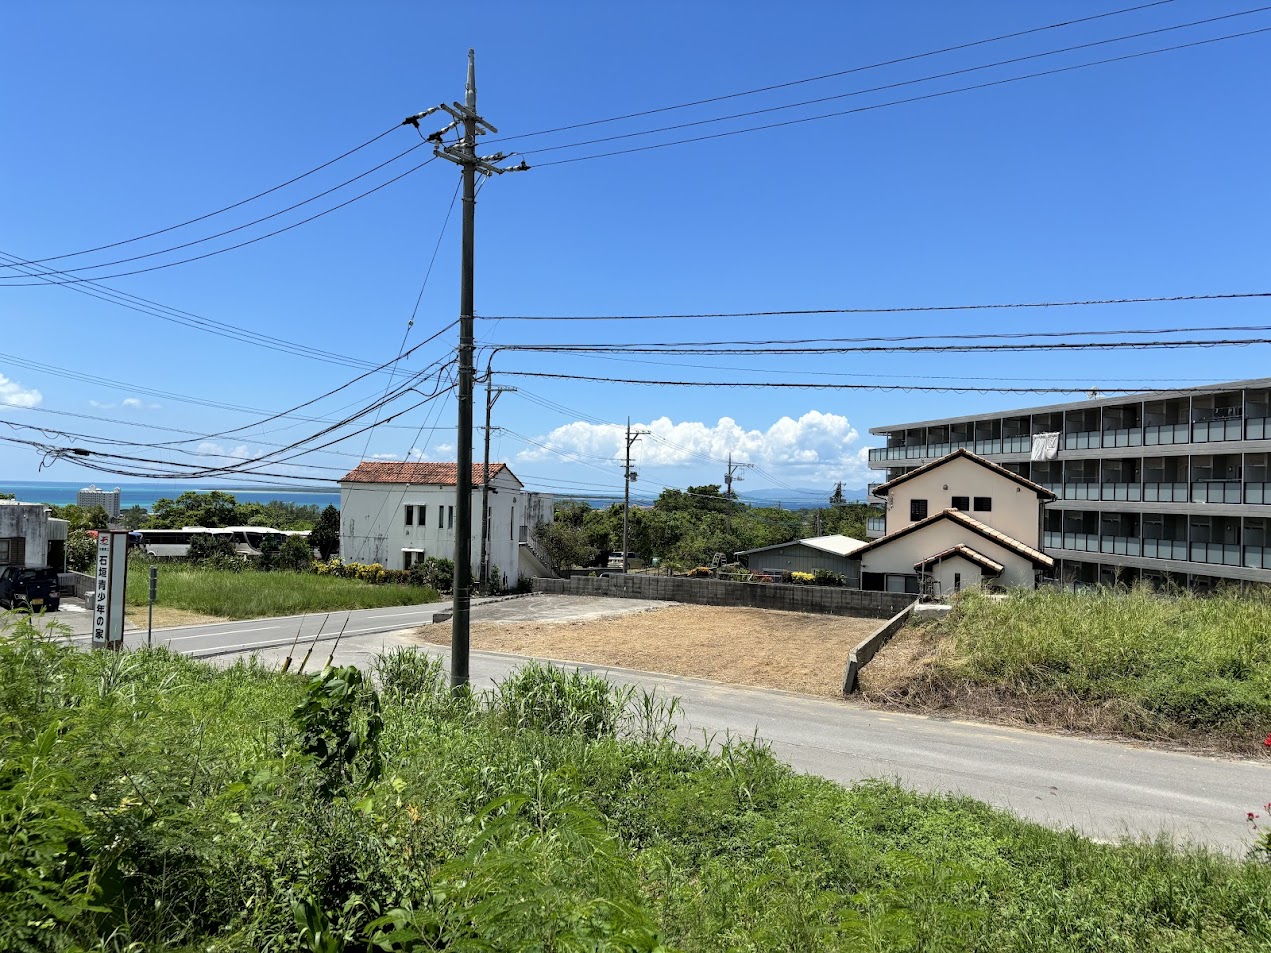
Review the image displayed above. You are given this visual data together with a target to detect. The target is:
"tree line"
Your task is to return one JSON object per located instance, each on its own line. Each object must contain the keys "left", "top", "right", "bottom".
{"left": 536, "top": 484, "right": 880, "bottom": 570}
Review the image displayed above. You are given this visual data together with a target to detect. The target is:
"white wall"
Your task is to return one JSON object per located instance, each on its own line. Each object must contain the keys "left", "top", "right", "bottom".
{"left": 923, "top": 554, "right": 985, "bottom": 597}
{"left": 0, "top": 502, "right": 51, "bottom": 567}
{"left": 861, "top": 518, "right": 1038, "bottom": 589}
{"left": 338, "top": 471, "right": 553, "bottom": 580}
{"left": 883, "top": 456, "right": 1042, "bottom": 544}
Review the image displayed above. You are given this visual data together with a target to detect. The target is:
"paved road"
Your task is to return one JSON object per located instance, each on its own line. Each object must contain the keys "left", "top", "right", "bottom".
{"left": 59, "top": 594, "right": 1271, "bottom": 855}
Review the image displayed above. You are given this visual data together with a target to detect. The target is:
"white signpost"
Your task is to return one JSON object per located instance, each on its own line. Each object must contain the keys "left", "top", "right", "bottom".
{"left": 92, "top": 530, "right": 128, "bottom": 650}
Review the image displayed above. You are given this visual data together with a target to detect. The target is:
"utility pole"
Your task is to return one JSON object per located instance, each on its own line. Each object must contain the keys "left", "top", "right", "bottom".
{"left": 412, "top": 50, "right": 528, "bottom": 691}
{"left": 479, "top": 376, "right": 515, "bottom": 594}
{"left": 724, "top": 453, "right": 754, "bottom": 533}
{"left": 622, "top": 418, "right": 650, "bottom": 573}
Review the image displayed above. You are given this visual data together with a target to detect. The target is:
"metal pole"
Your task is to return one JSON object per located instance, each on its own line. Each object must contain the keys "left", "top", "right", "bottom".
{"left": 451, "top": 49, "right": 478, "bottom": 691}
{"left": 479, "top": 371, "right": 493, "bottom": 595}
{"left": 623, "top": 418, "right": 631, "bottom": 574}
{"left": 147, "top": 564, "right": 156, "bottom": 648}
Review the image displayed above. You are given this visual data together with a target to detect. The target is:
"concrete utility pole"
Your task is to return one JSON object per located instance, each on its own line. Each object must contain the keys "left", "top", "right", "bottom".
{"left": 724, "top": 452, "right": 754, "bottom": 533}
{"left": 479, "top": 377, "right": 515, "bottom": 594}
{"left": 622, "top": 418, "right": 650, "bottom": 573}
{"left": 413, "top": 49, "right": 528, "bottom": 691}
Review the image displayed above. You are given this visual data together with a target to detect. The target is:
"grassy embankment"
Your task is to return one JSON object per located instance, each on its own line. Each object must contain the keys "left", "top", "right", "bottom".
{"left": 125, "top": 563, "right": 441, "bottom": 620}
{"left": 866, "top": 588, "right": 1271, "bottom": 752}
{"left": 4, "top": 614, "right": 1269, "bottom": 952}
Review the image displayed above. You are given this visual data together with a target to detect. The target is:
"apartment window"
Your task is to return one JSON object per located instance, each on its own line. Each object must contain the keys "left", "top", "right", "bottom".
{"left": 951, "top": 496, "right": 970, "bottom": 511}
{"left": 910, "top": 499, "right": 928, "bottom": 521}
{"left": 448, "top": 506, "right": 454, "bottom": 530}
{"left": 419, "top": 505, "right": 426, "bottom": 527}
{"left": 404, "top": 505, "right": 413, "bottom": 527}
{"left": 973, "top": 497, "right": 992, "bottom": 512}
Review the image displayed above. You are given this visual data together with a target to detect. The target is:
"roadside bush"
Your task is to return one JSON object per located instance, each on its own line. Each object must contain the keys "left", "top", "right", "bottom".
{"left": 492, "top": 661, "right": 629, "bottom": 739}
{"left": 812, "top": 568, "right": 846, "bottom": 587}
{"left": 65, "top": 528, "right": 96, "bottom": 573}
{"left": 790, "top": 571, "right": 815, "bottom": 585}
{"left": 372, "top": 647, "right": 447, "bottom": 705}
{"left": 187, "top": 532, "right": 238, "bottom": 563}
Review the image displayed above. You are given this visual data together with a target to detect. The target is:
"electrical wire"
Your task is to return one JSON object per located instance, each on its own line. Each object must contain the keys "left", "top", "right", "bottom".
{"left": 515, "top": 7, "right": 1271, "bottom": 161}
{"left": 528, "top": 25, "right": 1271, "bottom": 168}
{"left": 492, "top": 337, "right": 1271, "bottom": 356}
{"left": 4, "top": 124, "right": 401, "bottom": 268}
{"left": 490, "top": 1, "right": 1178, "bottom": 145}
{"left": 0, "top": 157, "right": 440, "bottom": 285}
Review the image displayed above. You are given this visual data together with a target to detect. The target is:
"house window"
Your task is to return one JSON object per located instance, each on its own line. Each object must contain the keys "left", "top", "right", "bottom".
{"left": 448, "top": 506, "right": 454, "bottom": 530}
{"left": 438, "top": 505, "right": 444, "bottom": 528}
{"left": 910, "top": 499, "right": 928, "bottom": 521}
{"left": 974, "top": 497, "right": 992, "bottom": 512}
{"left": 951, "top": 496, "right": 970, "bottom": 511}
{"left": 404, "top": 505, "right": 413, "bottom": 527}
{"left": 0, "top": 538, "right": 25, "bottom": 565}
{"left": 419, "top": 505, "right": 426, "bottom": 527}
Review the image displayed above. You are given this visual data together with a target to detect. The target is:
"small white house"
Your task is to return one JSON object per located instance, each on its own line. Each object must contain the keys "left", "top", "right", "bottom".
{"left": 0, "top": 501, "right": 68, "bottom": 569}
{"left": 337, "top": 461, "right": 554, "bottom": 584}
{"left": 853, "top": 449, "right": 1055, "bottom": 595}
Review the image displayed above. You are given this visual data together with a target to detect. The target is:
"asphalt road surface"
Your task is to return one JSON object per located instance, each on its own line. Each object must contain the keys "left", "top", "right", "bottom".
{"left": 59, "top": 594, "right": 1271, "bottom": 855}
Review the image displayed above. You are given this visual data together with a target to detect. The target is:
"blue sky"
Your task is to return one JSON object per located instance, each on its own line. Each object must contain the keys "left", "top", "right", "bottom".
{"left": 3, "top": 1, "right": 1269, "bottom": 503}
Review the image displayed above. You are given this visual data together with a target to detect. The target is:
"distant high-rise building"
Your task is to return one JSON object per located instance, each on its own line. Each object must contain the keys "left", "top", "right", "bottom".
{"left": 77, "top": 484, "right": 121, "bottom": 519}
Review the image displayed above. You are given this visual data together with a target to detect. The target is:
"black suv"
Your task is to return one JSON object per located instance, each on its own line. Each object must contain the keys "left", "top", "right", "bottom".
{"left": 0, "top": 566, "right": 61, "bottom": 612}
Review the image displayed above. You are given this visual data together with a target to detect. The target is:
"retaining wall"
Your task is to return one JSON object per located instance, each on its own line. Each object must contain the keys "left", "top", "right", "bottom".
{"left": 841, "top": 602, "right": 917, "bottom": 694}
{"left": 532, "top": 575, "right": 913, "bottom": 619}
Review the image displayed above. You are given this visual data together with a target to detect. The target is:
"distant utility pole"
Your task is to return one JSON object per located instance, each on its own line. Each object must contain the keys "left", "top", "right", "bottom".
{"left": 408, "top": 49, "right": 528, "bottom": 692}
{"left": 623, "top": 418, "right": 650, "bottom": 573}
{"left": 479, "top": 377, "right": 515, "bottom": 595}
{"left": 724, "top": 453, "right": 754, "bottom": 533}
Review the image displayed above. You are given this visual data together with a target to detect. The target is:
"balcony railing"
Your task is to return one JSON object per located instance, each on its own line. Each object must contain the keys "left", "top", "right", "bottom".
{"left": 1063, "top": 430, "right": 1102, "bottom": 450}
{"left": 1043, "top": 530, "right": 1062, "bottom": 550}
{"left": 1189, "top": 542, "right": 1241, "bottom": 566}
{"left": 1144, "top": 423, "right": 1190, "bottom": 445}
{"left": 1062, "top": 482, "right": 1101, "bottom": 500}
{"left": 1100, "top": 482, "right": 1142, "bottom": 501}
{"left": 1101, "top": 427, "right": 1143, "bottom": 448}
{"left": 1062, "top": 532, "right": 1101, "bottom": 552}
{"left": 865, "top": 516, "right": 886, "bottom": 538}
{"left": 1248, "top": 416, "right": 1271, "bottom": 440}
{"left": 1245, "top": 482, "right": 1271, "bottom": 504}
{"left": 1143, "top": 482, "right": 1188, "bottom": 502}
{"left": 1142, "top": 538, "right": 1188, "bottom": 560}
{"left": 1192, "top": 418, "right": 1243, "bottom": 443}
{"left": 1246, "top": 545, "right": 1270, "bottom": 570}
{"left": 1191, "top": 481, "right": 1242, "bottom": 504}
{"left": 1099, "top": 535, "right": 1141, "bottom": 556}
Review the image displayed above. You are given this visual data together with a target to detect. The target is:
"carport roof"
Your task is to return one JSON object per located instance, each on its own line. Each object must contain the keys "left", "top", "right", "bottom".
{"left": 736, "top": 534, "right": 868, "bottom": 558}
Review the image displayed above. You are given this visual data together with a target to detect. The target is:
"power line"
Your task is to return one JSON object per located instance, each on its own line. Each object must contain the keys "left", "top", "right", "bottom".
{"left": 489, "top": 1, "right": 1178, "bottom": 145}
{"left": 0, "top": 156, "right": 440, "bottom": 285}
{"left": 0, "top": 141, "right": 429, "bottom": 277}
{"left": 516, "top": 6, "right": 1270, "bottom": 161}
{"left": 528, "top": 25, "right": 1271, "bottom": 168}
{"left": 4, "top": 124, "right": 400, "bottom": 268}
{"left": 497, "top": 371, "right": 1256, "bottom": 394}
{"left": 481, "top": 291, "right": 1271, "bottom": 322}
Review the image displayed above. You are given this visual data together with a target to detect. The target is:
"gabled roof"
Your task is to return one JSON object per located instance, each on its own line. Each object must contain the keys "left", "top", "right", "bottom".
{"left": 852, "top": 508, "right": 1054, "bottom": 569}
{"left": 871, "top": 448, "right": 1055, "bottom": 501}
{"left": 736, "top": 534, "right": 868, "bottom": 558}
{"left": 914, "top": 544, "right": 1004, "bottom": 575}
{"left": 338, "top": 462, "right": 521, "bottom": 488}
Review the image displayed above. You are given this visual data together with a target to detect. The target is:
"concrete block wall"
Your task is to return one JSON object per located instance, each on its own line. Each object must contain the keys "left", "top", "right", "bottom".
{"left": 531, "top": 575, "right": 913, "bottom": 619}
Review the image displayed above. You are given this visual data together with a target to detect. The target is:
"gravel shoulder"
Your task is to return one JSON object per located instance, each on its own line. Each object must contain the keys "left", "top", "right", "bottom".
{"left": 415, "top": 604, "right": 878, "bottom": 697}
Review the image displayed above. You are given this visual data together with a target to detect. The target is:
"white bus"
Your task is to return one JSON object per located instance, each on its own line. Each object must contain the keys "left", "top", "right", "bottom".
{"left": 132, "top": 526, "right": 303, "bottom": 558}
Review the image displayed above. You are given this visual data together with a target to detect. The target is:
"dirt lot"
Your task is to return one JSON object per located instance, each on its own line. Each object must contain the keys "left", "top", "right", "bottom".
{"left": 416, "top": 604, "right": 879, "bottom": 697}
{"left": 124, "top": 605, "right": 225, "bottom": 629}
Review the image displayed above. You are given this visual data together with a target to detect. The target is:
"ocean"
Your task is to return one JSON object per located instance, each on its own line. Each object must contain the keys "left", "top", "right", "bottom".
{"left": 0, "top": 480, "right": 340, "bottom": 511}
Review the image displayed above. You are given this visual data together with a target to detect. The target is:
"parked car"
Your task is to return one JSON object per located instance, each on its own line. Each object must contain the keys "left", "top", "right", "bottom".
{"left": 0, "top": 565, "right": 61, "bottom": 612}
{"left": 606, "top": 552, "right": 644, "bottom": 570}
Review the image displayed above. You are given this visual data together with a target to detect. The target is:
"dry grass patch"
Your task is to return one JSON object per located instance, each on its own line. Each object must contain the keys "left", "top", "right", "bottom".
{"left": 416, "top": 604, "right": 879, "bottom": 697}
{"left": 125, "top": 605, "right": 227, "bottom": 629}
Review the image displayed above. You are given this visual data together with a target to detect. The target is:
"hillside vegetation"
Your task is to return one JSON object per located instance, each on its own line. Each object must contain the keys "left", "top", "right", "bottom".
{"left": 869, "top": 588, "right": 1271, "bottom": 752}
{"left": 3, "top": 615, "right": 1269, "bottom": 952}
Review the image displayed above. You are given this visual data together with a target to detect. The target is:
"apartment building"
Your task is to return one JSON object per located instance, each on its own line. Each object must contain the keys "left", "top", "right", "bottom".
{"left": 77, "top": 484, "right": 121, "bottom": 519}
{"left": 866, "top": 378, "right": 1271, "bottom": 590}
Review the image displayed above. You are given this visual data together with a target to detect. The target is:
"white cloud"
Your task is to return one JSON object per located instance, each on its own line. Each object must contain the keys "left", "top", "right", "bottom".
{"left": 89, "top": 399, "right": 114, "bottom": 410}
{"left": 197, "top": 441, "right": 251, "bottom": 460}
{"left": 0, "top": 374, "right": 41, "bottom": 409}
{"left": 370, "top": 452, "right": 402, "bottom": 460}
{"left": 517, "top": 411, "right": 872, "bottom": 485}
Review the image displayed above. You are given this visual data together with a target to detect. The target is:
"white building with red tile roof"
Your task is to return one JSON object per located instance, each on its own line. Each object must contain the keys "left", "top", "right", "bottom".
{"left": 337, "top": 461, "right": 554, "bottom": 585}
{"left": 853, "top": 449, "right": 1055, "bottom": 596}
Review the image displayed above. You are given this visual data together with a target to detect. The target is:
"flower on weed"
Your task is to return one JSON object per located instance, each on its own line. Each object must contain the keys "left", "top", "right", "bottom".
{"left": 1249, "top": 812, "right": 1260, "bottom": 821}
{"left": 1264, "top": 733, "right": 1271, "bottom": 748}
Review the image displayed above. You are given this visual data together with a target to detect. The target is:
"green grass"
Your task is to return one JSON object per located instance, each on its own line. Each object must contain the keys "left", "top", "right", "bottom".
{"left": 126, "top": 562, "right": 441, "bottom": 619}
{"left": 900, "top": 587, "right": 1271, "bottom": 749}
{"left": 3, "top": 615, "right": 1269, "bottom": 952}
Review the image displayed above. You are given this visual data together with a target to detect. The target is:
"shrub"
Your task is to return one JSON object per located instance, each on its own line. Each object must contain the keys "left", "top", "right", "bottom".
{"left": 187, "top": 532, "right": 237, "bottom": 563}
{"left": 790, "top": 571, "right": 815, "bottom": 585}
{"left": 812, "top": 568, "right": 846, "bottom": 587}
{"left": 492, "top": 661, "right": 629, "bottom": 739}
